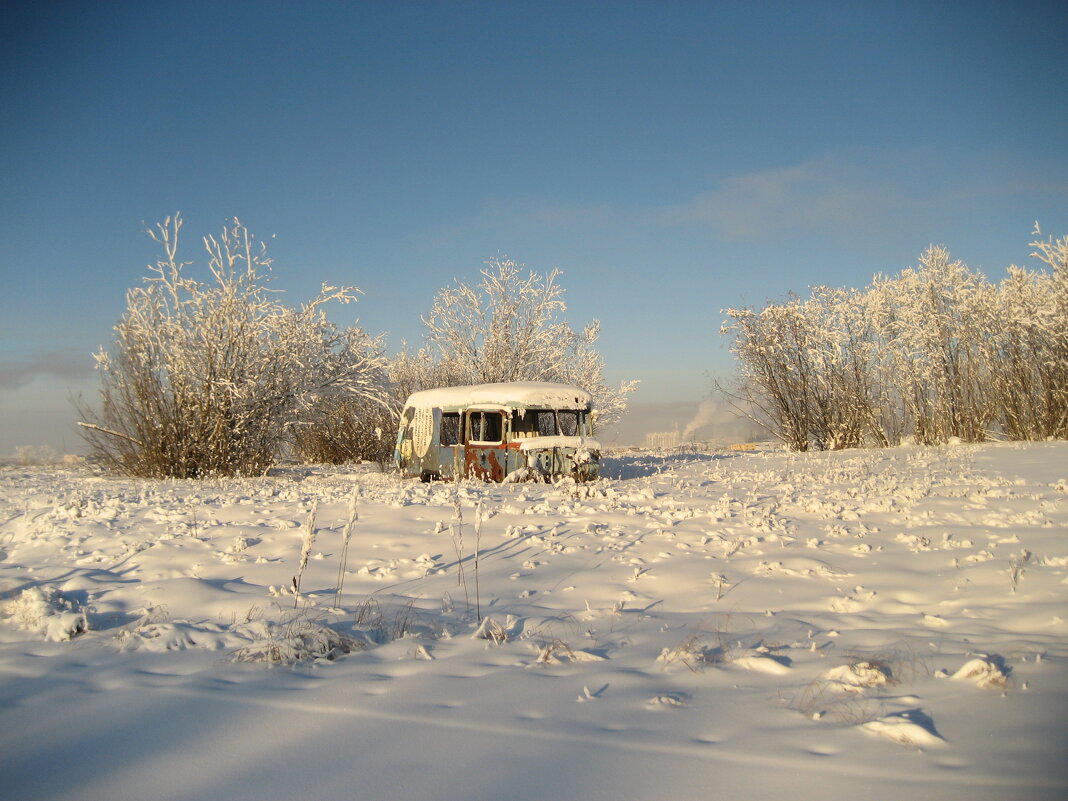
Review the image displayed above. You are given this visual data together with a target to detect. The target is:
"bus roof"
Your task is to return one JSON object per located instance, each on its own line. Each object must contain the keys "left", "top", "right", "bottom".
{"left": 402, "top": 381, "right": 592, "bottom": 411}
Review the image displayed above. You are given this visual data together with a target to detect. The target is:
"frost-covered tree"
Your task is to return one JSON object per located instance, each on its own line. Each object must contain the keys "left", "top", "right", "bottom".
{"left": 870, "top": 246, "right": 994, "bottom": 444}
{"left": 721, "top": 288, "right": 880, "bottom": 451}
{"left": 804, "top": 285, "right": 885, "bottom": 449}
{"left": 1019, "top": 226, "right": 1068, "bottom": 437}
{"left": 423, "top": 259, "right": 572, "bottom": 385}
{"left": 722, "top": 228, "right": 1067, "bottom": 451}
{"left": 404, "top": 257, "right": 637, "bottom": 426}
{"left": 720, "top": 297, "right": 820, "bottom": 451}
{"left": 78, "top": 215, "right": 388, "bottom": 478}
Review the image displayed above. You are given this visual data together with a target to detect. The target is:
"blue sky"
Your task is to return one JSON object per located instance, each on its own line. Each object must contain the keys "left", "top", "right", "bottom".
{"left": 2, "top": 0, "right": 1066, "bottom": 453}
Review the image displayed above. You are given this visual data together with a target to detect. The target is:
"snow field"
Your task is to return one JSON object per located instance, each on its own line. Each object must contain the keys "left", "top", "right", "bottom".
{"left": 1, "top": 442, "right": 1066, "bottom": 800}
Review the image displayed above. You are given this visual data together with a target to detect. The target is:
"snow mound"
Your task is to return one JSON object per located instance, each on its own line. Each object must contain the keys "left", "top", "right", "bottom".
{"left": 732, "top": 651, "right": 792, "bottom": 675}
{"left": 752, "top": 558, "right": 850, "bottom": 579}
{"left": 860, "top": 709, "right": 945, "bottom": 748}
{"left": 946, "top": 656, "right": 1010, "bottom": 689}
{"left": 824, "top": 660, "right": 893, "bottom": 692}
{"left": 502, "top": 467, "right": 545, "bottom": 484}
{"left": 2, "top": 586, "right": 87, "bottom": 642}
{"left": 531, "top": 641, "right": 606, "bottom": 665}
{"left": 116, "top": 613, "right": 235, "bottom": 652}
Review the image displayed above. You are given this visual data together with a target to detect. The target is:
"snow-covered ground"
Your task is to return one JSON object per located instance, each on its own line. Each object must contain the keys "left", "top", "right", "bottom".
{"left": 1, "top": 442, "right": 1066, "bottom": 801}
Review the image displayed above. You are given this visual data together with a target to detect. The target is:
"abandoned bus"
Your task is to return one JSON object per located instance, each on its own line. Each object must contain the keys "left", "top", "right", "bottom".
{"left": 394, "top": 381, "right": 600, "bottom": 482}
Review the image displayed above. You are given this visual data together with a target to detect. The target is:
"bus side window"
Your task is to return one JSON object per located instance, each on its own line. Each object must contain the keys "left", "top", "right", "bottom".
{"left": 440, "top": 413, "right": 461, "bottom": 446}
{"left": 482, "top": 412, "right": 503, "bottom": 442}
{"left": 536, "top": 410, "right": 556, "bottom": 436}
{"left": 558, "top": 410, "right": 579, "bottom": 436}
{"left": 469, "top": 411, "right": 503, "bottom": 443}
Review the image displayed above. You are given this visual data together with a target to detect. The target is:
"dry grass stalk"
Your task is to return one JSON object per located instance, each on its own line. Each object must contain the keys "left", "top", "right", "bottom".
{"left": 474, "top": 499, "right": 484, "bottom": 621}
{"left": 334, "top": 487, "right": 359, "bottom": 607}
{"left": 293, "top": 502, "right": 318, "bottom": 607}
{"left": 451, "top": 490, "right": 470, "bottom": 615}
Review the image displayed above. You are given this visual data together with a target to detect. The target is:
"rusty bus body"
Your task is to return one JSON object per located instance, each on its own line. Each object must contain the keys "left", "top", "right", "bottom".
{"left": 394, "top": 382, "right": 600, "bottom": 482}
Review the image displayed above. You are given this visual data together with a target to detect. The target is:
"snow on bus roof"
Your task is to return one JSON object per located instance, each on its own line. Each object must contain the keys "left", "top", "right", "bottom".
{"left": 403, "top": 381, "right": 592, "bottom": 411}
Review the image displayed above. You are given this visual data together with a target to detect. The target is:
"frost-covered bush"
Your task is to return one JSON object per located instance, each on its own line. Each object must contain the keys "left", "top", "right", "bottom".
{"left": 291, "top": 395, "right": 396, "bottom": 468}
{"left": 78, "top": 215, "right": 389, "bottom": 478}
{"left": 3, "top": 586, "right": 87, "bottom": 641}
{"left": 399, "top": 257, "right": 637, "bottom": 426}
{"left": 722, "top": 227, "right": 1068, "bottom": 450}
{"left": 232, "top": 613, "right": 363, "bottom": 666}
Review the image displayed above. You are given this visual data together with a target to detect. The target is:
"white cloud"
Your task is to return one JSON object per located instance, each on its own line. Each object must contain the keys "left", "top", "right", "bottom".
{"left": 660, "top": 156, "right": 910, "bottom": 241}
{"left": 418, "top": 150, "right": 1068, "bottom": 270}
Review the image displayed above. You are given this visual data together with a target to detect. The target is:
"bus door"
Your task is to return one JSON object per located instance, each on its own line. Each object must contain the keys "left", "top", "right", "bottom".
{"left": 464, "top": 409, "right": 507, "bottom": 481}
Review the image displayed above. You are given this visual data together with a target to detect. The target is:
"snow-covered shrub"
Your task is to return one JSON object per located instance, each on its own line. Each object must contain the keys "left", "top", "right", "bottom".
{"left": 823, "top": 659, "right": 894, "bottom": 692}
{"left": 401, "top": 257, "right": 637, "bottom": 426}
{"left": 3, "top": 586, "right": 87, "bottom": 641}
{"left": 232, "top": 612, "right": 362, "bottom": 666}
{"left": 791, "top": 675, "right": 883, "bottom": 725}
{"left": 657, "top": 632, "right": 725, "bottom": 671}
{"left": 472, "top": 616, "right": 510, "bottom": 644}
{"left": 352, "top": 596, "right": 422, "bottom": 644}
{"left": 291, "top": 394, "right": 396, "bottom": 468}
{"left": 943, "top": 654, "right": 1010, "bottom": 689}
{"left": 78, "top": 215, "right": 389, "bottom": 478}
